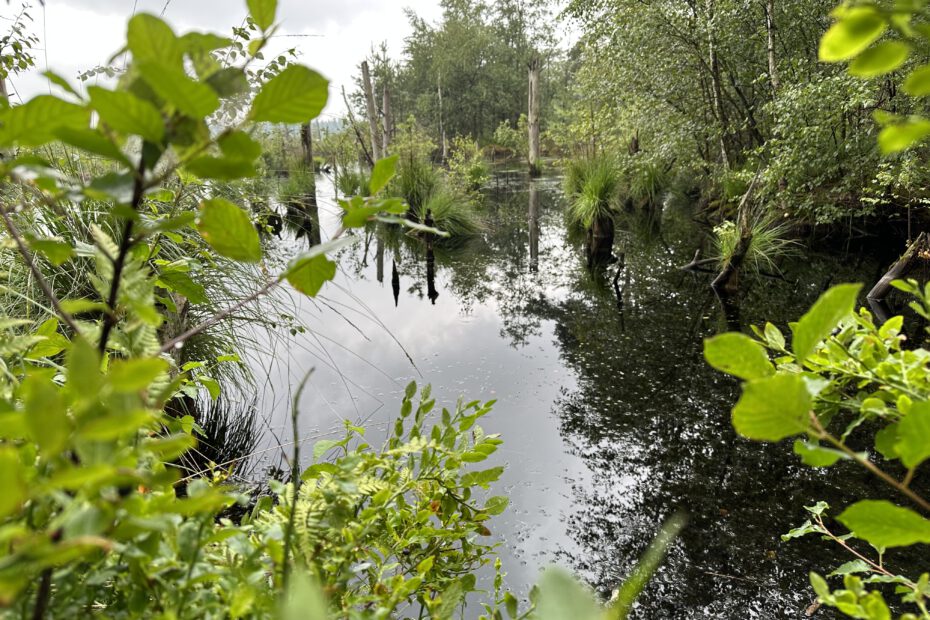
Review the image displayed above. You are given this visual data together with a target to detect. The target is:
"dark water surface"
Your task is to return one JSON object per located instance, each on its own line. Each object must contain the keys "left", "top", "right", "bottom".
{"left": 251, "top": 170, "right": 895, "bottom": 618}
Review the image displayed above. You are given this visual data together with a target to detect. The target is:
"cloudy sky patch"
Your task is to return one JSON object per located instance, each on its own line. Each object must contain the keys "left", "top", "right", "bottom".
{"left": 3, "top": 0, "right": 442, "bottom": 117}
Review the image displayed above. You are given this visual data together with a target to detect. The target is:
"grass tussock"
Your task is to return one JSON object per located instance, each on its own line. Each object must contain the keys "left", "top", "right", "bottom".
{"left": 391, "top": 157, "right": 484, "bottom": 237}
{"left": 336, "top": 168, "right": 370, "bottom": 197}
{"left": 564, "top": 156, "right": 621, "bottom": 228}
{"left": 712, "top": 212, "right": 798, "bottom": 273}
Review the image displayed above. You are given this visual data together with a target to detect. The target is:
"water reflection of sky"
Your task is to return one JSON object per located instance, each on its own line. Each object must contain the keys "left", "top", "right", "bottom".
{"left": 245, "top": 171, "right": 911, "bottom": 618}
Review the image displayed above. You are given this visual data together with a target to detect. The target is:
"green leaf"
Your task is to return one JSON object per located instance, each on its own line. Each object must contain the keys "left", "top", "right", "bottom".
{"left": 732, "top": 373, "right": 811, "bottom": 441}
{"left": 878, "top": 119, "right": 930, "bottom": 153}
{"left": 792, "top": 283, "right": 862, "bottom": 361}
{"left": 793, "top": 439, "right": 846, "bottom": 467}
{"left": 247, "top": 0, "right": 278, "bottom": 31}
{"left": 279, "top": 572, "right": 328, "bottom": 620}
{"left": 838, "top": 500, "right": 930, "bottom": 548}
{"left": 185, "top": 156, "right": 256, "bottom": 180}
{"left": 312, "top": 438, "right": 340, "bottom": 460}
{"left": 534, "top": 568, "right": 603, "bottom": 620}
{"left": 22, "top": 375, "right": 69, "bottom": 457}
{"left": 138, "top": 60, "right": 220, "bottom": 118}
{"left": 810, "top": 572, "right": 832, "bottom": 602}
{"left": 484, "top": 496, "right": 509, "bottom": 516}
{"left": 874, "top": 423, "right": 900, "bottom": 460}
{"left": 283, "top": 237, "right": 357, "bottom": 297}
{"left": 108, "top": 357, "right": 168, "bottom": 392}
{"left": 903, "top": 65, "right": 930, "bottom": 96}
{"left": 249, "top": 65, "right": 328, "bottom": 123}
{"left": 127, "top": 13, "right": 182, "bottom": 67}
{"left": 504, "top": 592, "right": 519, "bottom": 619}
{"left": 206, "top": 67, "right": 249, "bottom": 98}
{"left": 819, "top": 8, "right": 887, "bottom": 62}
{"left": 196, "top": 198, "right": 262, "bottom": 262}
{"left": 88, "top": 86, "right": 165, "bottom": 143}
{"left": 704, "top": 332, "right": 774, "bottom": 380}
{"left": 157, "top": 270, "right": 208, "bottom": 304}
{"left": 461, "top": 466, "right": 504, "bottom": 488}
{"left": 28, "top": 238, "right": 74, "bottom": 266}
{"left": 79, "top": 410, "right": 155, "bottom": 441}
{"left": 895, "top": 401, "right": 930, "bottom": 468}
{"left": 828, "top": 560, "right": 871, "bottom": 577}
{"left": 0, "top": 95, "right": 90, "bottom": 147}
{"left": 219, "top": 130, "right": 262, "bottom": 161}
{"left": 54, "top": 127, "right": 131, "bottom": 167}
{"left": 849, "top": 41, "right": 910, "bottom": 77}
{"left": 0, "top": 448, "right": 27, "bottom": 519}
{"left": 285, "top": 254, "right": 335, "bottom": 298}
{"left": 369, "top": 155, "right": 398, "bottom": 195}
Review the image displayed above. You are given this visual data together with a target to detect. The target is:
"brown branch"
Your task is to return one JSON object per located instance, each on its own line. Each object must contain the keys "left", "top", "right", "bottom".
{"left": 810, "top": 413, "right": 930, "bottom": 514}
{"left": 158, "top": 279, "right": 281, "bottom": 354}
{"left": 97, "top": 157, "right": 148, "bottom": 354}
{"left": 0, "top": 205, "right": 81, "bottom": 335}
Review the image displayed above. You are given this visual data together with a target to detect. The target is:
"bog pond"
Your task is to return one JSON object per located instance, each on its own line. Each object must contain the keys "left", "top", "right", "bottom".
{"left": 246, "top": 169, "right": 896, "bottom": 618}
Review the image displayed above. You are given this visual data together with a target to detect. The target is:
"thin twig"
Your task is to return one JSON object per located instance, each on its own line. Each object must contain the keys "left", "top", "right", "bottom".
{"left": 158, "top": 279, "right": 282, "bottom": 354}
{"left": 97, "top": 157, "right": 148, "bottom": 353}
{"left": 0, "top": 204, "right": 81, "bottom": 334}
{"left": 810, "top": 413, "right": 930, "bottom": 514}
{"left": 282, "top": 370, "right": 312, "bottom": 590}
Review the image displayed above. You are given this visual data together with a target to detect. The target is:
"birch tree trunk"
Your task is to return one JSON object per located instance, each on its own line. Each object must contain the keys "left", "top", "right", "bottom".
{"left": 706, "top": 0, "right": 731, "bottom": 169}
{"left": 527, "top": 54, "right": 541, "bottom": 177}
{"left": 300, "top": 122, "right": 318, "bottom": 211}
{"left": 361, "top": 60, "right": 382, "bottom": 162}
{"left": 382, "top": 81, "right": 393, "bottom": 155}
{"left": 765, "top": 0, "right": 780, "bottom": 92}
{"left": 438, "top": 74, "right": 448, "bottom": 162}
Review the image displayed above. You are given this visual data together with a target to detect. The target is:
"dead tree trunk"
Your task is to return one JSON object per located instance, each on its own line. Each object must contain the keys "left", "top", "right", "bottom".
{"left": 765, "top": 0, "right": 780, "bottom": 93}
{"left": 361, "top": 60, "right": 382, "bottom": 162}
{"left": 382, "top": 81, "right": 393, "bottom": 155}
{"left": 868, "top": 232, "right": 929, "bottom": 302}
{"left": 587, "top": 215, "right": 616, "bottom": 267}
{"left": 438, "top": 74, "right": 448, "bottom": 162}
{"left": 707, "top": 0, "right": 731, "bottom": 169}
{"left": 711, "top": 171, "right": 761, "bottom": 292}
{"left": 341, "top": 86, "right": 374, "bottom": 168}
{"left": 527, "top": 54, "right": 542, "bottom": 177}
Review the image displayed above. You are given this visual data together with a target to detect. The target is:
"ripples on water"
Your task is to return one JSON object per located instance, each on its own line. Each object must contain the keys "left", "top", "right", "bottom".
{"left": 246, "top": 169, "right": 907, "bottom": 618}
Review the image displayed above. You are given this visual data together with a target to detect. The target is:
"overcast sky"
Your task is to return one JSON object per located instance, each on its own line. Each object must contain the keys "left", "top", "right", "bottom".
{"left": 2, "top": 0, "right": 443, "bottom": 118}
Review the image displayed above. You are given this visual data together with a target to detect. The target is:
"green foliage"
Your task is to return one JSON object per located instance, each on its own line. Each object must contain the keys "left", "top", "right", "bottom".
{"left": 707, "top": 281, "right": 930, "bottom": 618}
{"left": 494, "top": 115, "right": 530, "bottom": 162}
{"left": 0, "top": 3, "right": 464, "bottom": 616}
{"left": 0, "top": 4, "right": 39, "bottom": 84}
{"left": 252, "top": 387, "right": 507, "bottom": 616}
{"left": 448, "top": 136, "right": 489, "bottom": 192}
{"left": 564, "top": 156, "right": 620, "bottom": 229}
{"left": 822, "top": 1, "right": 930, "bottom": 154}
{"left": 336, "top": 168, "right": 370, "bottom": 198}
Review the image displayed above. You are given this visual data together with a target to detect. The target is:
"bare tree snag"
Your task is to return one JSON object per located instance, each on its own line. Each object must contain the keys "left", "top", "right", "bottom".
{"left": 868, "top": 232, "right": 929, "bottom": 302}
{"left": 528, "top": 54, "right": 542, "bottom": 177}
{"left": 438, "top": 73, "right": 448, "bottom": 162}
{"left": 707, "top": 0, "right": 731, "bottom": 169}
{"left": 711, "top": 170, "right": 761, "bottom": 292}
{"left": 382, "top": 81, "right": 393, "bottom": 155}
{"left": 361, "top": 60, "right": 382, "bottom": 162}
{"left": 341, "top": 86, "right": 374, "bottom": 168}
{"left": 765, "top": 0, "right": 780, "bottom": 93}
{"left": 299, "top": 121, "right": 318, "bottom": 210}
